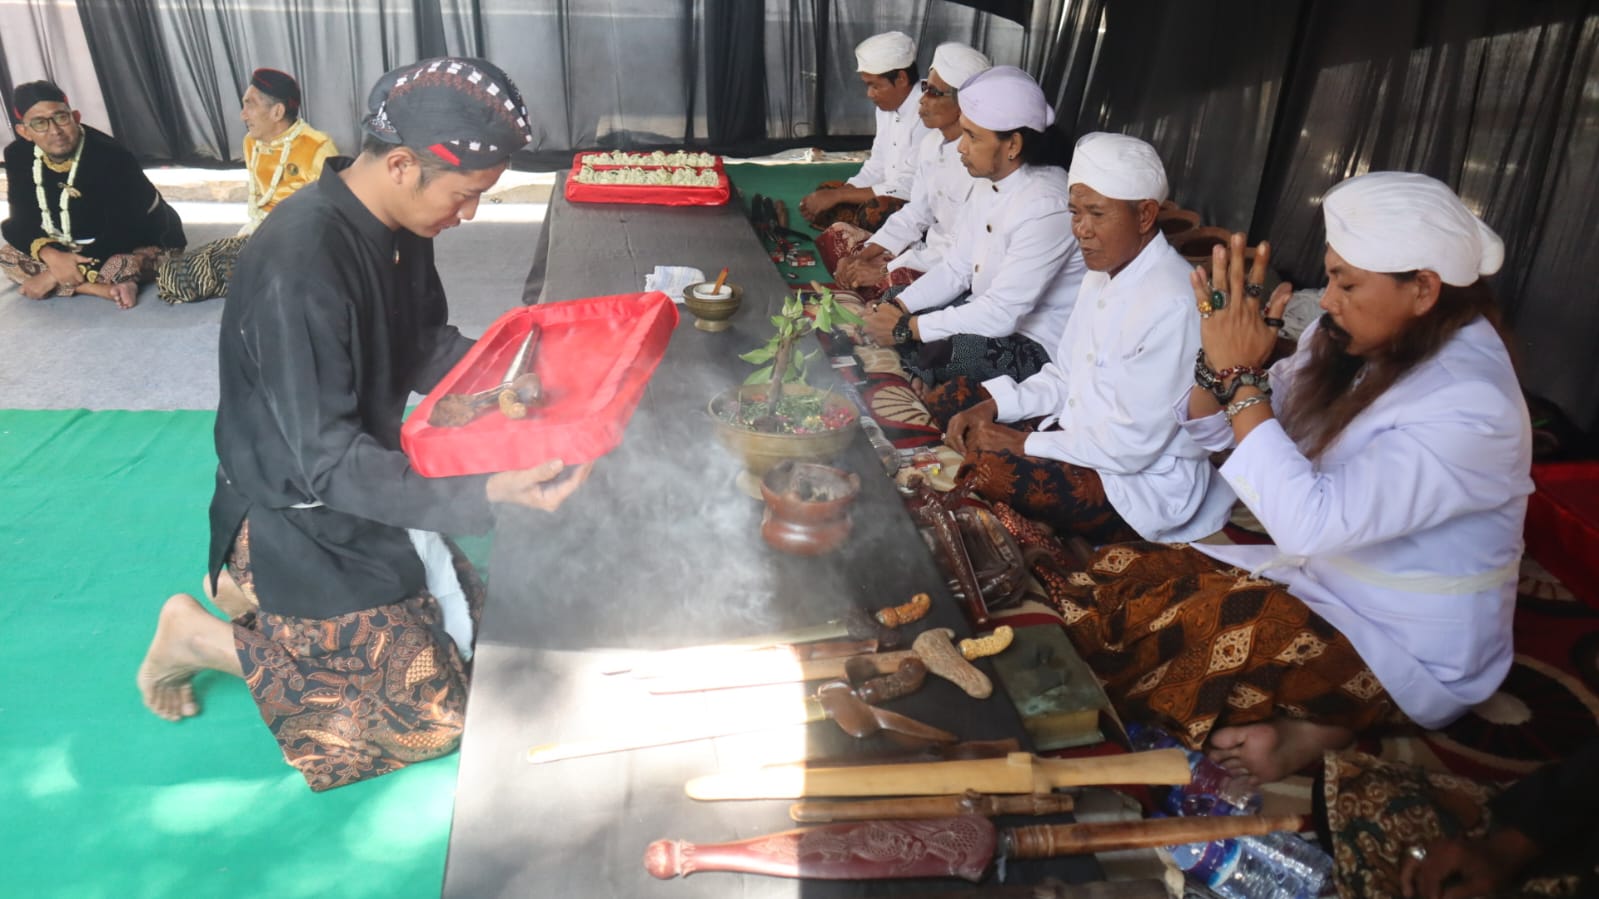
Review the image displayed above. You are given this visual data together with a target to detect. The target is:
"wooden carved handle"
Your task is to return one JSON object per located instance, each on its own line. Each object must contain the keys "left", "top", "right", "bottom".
{"left": 848, "top": 657, "right": 927, "bottom": 704}
{"left": 644, "top": 817, "right": 996, "bottom": 882}
{"left": 914, "top": 628, "right": 992, "bottom": 698}
{"left": 1004, "top": 814, "right": 1304, "bottom": 859}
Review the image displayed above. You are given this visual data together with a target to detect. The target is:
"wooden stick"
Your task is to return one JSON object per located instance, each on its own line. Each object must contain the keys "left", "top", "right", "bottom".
{"left": 1005, "top": 814, "right": 1304, "bottom": 858}
{"left": 712, "top": 266, "right": 729, "bottom": 293}
{"left": 790, "top": 790, "right": 1075, "bottom": 823}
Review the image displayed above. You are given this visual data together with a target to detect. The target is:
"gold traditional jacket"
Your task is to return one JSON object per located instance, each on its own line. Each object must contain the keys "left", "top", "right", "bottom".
{"left": 243, "top": 121, "right": 337, "bottom": 220}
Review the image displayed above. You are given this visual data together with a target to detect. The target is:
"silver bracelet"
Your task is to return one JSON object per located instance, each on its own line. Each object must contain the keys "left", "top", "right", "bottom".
{"left": 1224, "top": 395, "right": 1270, "bottom": 421}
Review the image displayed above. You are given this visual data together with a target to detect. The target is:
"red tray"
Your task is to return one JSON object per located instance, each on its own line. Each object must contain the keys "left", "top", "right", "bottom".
{"left": 402, "top": 292, "right": 679, "bottom": 477}
{"left": 563, "top": 151, "right": 730, "bottom": 206}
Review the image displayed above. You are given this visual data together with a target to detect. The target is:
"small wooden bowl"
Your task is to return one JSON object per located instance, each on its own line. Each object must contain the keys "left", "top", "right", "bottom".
{"left": 682, "top": 281, "right": 743, "bottom": 332}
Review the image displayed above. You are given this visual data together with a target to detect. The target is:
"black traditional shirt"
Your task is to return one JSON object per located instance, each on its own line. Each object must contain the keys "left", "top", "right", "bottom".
{"left": 208, "top": 158, "right": 493, "bottom": 619}
{"left": 2, "top": 126, "right": 184, "bottom": 258}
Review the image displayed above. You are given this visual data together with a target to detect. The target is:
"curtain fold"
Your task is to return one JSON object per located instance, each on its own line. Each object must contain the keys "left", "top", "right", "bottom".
{"left": 2, "top": 0, "right": 1596, "bottom": 426}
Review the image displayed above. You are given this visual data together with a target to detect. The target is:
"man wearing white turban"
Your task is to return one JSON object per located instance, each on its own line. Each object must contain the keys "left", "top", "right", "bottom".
{"left": 862, "top": 65, "right": 1085, "bottom": 391}
{"left": 798, "top": 31, "right": 929, "bottom": 232}
{"left": 941, "top": 131, "right": 1228, "bottom": 547}
{"left": 1052, "top": 171, "right": 1531, "bottom": 789}
{"left": 822, "top": 42, "right": 991, "bottom": 300}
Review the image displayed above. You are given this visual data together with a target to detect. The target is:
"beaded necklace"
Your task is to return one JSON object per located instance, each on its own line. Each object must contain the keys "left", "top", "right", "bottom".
{"left": 246, "top": 119, "right": 306, "bottom": 224}
{"left": 33, "top": 136, "right": 86, "bottom": 248}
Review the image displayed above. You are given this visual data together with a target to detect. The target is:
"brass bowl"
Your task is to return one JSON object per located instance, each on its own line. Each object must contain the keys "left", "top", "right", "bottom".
{"left": 682, "top": 281, "right": 743, "bottom": 332}
{"left": 710, "top": 384, "right": 858, "bottom": 495}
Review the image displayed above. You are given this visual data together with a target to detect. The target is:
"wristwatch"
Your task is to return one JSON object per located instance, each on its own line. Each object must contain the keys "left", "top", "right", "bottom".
{"left": 892, "top": 312, "right": 914, "bottom": 345}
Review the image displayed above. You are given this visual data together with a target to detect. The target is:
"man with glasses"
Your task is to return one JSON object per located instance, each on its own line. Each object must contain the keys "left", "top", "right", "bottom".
{"left": 3, "top": 80, "right": 185, "bottom": 309}
{"left": 797, "top": 31, "right": 929, "bottom": 232}
{"left": 823, "top": 42, "right": 991, "bottom": 301}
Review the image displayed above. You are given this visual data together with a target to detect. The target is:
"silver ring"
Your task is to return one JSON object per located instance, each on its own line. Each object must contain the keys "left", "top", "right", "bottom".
{"left": 1407, "top": 845, "right": 1427, "bottom": 863}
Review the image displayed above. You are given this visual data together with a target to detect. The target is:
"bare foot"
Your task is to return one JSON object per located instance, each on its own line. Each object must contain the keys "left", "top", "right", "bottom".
{"left": 20, "top": 271, "right": 59, "bottom": 299}
{"left": 77, "top": 280, "right": 138, "bottom": 309}
{"left": 136, "top": 593, "right": 240, "bottom": 721}
{"left": 110, "top": 281, "right": 139, "bottom": 309}
{"left": 1206, "top": 718, "right": 1354, "bottom": 787}
{"left": 202, "top": 570, "right": 256, "bottom": 620}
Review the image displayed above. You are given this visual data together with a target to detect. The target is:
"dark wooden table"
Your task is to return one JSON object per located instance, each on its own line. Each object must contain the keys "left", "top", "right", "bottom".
{"left": 442, "top": 177, "right": 1099, "bottom": 897}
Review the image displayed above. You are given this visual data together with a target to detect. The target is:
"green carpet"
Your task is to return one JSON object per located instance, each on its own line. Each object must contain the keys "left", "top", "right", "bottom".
{"left": 0, "top": 164, "right": 838, "bottom": 898}
{"left": 0, "top": 410, "right": 462, "bottom": 899}
{"left": 726, "top": 161, "right": 858, "bottom": 287}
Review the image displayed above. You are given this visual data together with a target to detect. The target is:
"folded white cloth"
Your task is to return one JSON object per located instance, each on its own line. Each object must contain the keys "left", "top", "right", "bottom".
{"left": 407, "top": 528, "right": 474, "bottom": 660}
{"left": 644, "top": 265, "right": 707, "bottom": 302}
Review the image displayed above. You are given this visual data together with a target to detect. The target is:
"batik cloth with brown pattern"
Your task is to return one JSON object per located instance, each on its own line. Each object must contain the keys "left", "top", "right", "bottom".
{"left": 815, "top": 222, "right": 921, "bottom": 302}
{"left": 225, "top": 520, "right": 485, "bottom": 791}
{"left": 1323, "top": 751, "right": 1588, "bottom": 898}
{"left": 1057, "top": 541, "right": 1401, "bottom": 752}
{"left": 923, "top": 375, "right": 1139, "bottom": 544}
{"left": 805, "top": 179, "right": 906, "bottom": 231}
{"left": 1, "top": 242, "right": 173, "bottom": 295}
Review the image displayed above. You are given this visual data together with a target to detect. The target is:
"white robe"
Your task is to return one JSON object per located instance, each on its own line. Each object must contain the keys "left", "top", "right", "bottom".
{"left": 866, "top": 130, "right": 981, "bottom": 275}
{"left": 898, "top": 164, "right": 1085, "bottom": 350}
{"left": 1180, "top": 316, "right": 1532, "bottom": 729}
{"left": 844, "top": 86, "right": 928, "bottom": 201}
{"left": 982, "top": 235, "right": 1231, "bottom": 542}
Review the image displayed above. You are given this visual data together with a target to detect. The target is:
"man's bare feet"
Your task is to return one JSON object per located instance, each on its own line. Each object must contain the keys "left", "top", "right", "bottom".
{"left": 19, "top": 271, "right": 59, "bottom": 299}
{"left": 202, "top": 570, "right": 256, "bottom": 620}
{"left": 136, "top": 593, "right": 243, "bottom": 721}
{"left": 76, "top": 280, "right": 138, "bottom": 309}
{"left": 1206, "top": 718, "right": 1354, "bottom": 788}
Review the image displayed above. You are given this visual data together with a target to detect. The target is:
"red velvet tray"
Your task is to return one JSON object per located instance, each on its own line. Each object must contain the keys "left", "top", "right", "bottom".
{"left": 563, "top": 151, "right": 730, "bottom": 206}
{"left": 402, "top": 292, "right": 679, "bottom": 477}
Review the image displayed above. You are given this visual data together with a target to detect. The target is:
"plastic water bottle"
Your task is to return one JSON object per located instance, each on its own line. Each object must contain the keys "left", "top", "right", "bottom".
{"left": 1125, "top": 721, "right": 1262, "bottom": 815}
{"left": 1173, "top": 831, "right": 1334, "bottom": 899}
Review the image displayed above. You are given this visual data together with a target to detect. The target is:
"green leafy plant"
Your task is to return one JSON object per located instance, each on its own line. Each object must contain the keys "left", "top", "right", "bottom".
{"left": 736, "top": 284, "right": 864, "bottom": 419}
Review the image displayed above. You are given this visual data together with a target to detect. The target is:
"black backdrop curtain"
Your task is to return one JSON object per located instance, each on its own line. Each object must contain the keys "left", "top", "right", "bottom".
{"left": 1, "top": 0, "right": 1597, "bottom": 425}
{"left": 1064, "top": 0, "right": 1599, "bottom": 430}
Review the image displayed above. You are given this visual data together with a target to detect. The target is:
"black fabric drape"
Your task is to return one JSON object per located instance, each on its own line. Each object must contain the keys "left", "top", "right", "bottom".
{"left": 704, "top": 0, "right": 769, "bottom": 148}
{"left": 4, "top": 0, "right": 1597, "bottom": 426}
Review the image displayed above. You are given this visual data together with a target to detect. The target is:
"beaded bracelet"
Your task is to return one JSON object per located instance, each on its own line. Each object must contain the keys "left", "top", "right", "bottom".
{"left": 1215, "top": 363, "right": 1268, "bottom": 381}
{"left": 1224, "top": 394, "right": 1270, "bottom": 421}
{"left": 1213, "top": 370, "right": 1273, "bottom": 405}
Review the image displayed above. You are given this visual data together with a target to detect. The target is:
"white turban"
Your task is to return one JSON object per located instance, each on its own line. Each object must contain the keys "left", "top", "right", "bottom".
{"left": 1066, "top": 132, "right": 1168, "bottom": 203}
{"left": 958, "top": 65, "right": 1053, "bottom": 132}
{"left": 1322, "top": 172, "right": 1503, "bottom": 286}
{"left": 929, "top": 43, "right": 990, "bottom": 93}
{"left": 855, "top": 31, "right": 916, "bottom": 74}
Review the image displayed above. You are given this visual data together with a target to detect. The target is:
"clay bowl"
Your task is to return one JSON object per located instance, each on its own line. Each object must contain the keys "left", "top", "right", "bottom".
{"left": 682, "top": 281, "right": 743, "bottom": 332}
{"left": 710, "top": 384, "right": 858, "bottom": 496}
{"left": 759, "top": 460, "right": 861, "bottom": 556}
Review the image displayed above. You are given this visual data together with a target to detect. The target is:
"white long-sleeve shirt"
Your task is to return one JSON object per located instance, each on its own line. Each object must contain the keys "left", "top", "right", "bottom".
{"left": 898, "top": 164, "right": 1084, "bottom": 349}
{"left": 866, "top": 130, "right": 981, "bottom": 274}
{"left": 845, "top": 86, "right": 928, "bottom": 201}
{"left": 981, "top": 235, "right": 1230, "bottom": 542}
{"left": 1181, "top": 316, "right": 1532, "bottom": 729}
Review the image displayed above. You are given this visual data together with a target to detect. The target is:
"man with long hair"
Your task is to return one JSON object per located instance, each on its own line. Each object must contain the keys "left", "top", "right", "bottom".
{"left": 1056, "top": 172, "right": 1531, "bottom": 787}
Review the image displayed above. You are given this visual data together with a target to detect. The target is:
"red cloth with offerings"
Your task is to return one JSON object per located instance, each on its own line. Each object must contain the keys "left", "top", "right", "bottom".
{"left": 402, "top": 292, "right": 678, "bottom": 477}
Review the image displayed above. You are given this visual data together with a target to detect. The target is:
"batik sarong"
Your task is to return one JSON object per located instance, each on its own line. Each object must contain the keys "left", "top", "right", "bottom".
{"left": 1057, "top": 541, "right": 1399, "bottom": 752}
{"left": 816, "top": 222, "right": 921, "bottom": 302}
{"left": 156, "top": 235, "right": 247, "bottom": 304}
{"left": 1, "top": 243, "right": 173, "bottom": 296}
{"left": 921, "top": 375, "right": 1137, "bottom": 543}
{"left": 806, "top": 179, "right": 906, "bottom": 231}
{"left": 225, "top": 520, "right": 486, "bottom": 791}
{"left": 1323, "top": 751, "right": 1591, "bottom": 898}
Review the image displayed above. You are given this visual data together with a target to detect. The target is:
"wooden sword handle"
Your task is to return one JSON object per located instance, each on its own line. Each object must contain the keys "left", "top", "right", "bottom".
{"left": 1004, "top": 814, "right": 1304, "bottom": 859}
{"left": 645, "top": 816, "right": 997, "bottom": 882}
